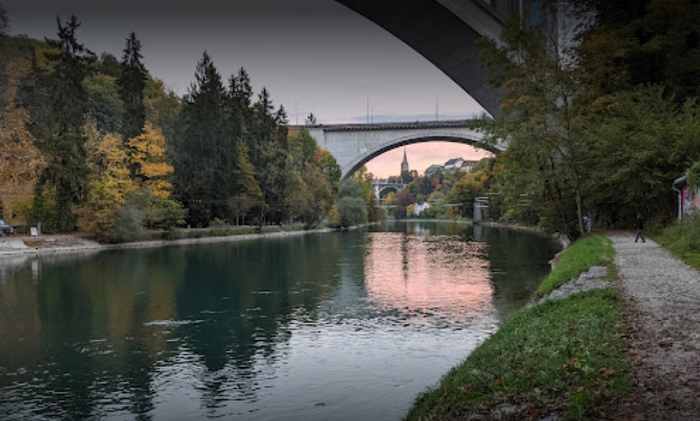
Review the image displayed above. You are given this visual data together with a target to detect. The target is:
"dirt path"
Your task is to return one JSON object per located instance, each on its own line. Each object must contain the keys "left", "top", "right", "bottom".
{"left": 605, "top": 232, "right": 700, "bottom": 421}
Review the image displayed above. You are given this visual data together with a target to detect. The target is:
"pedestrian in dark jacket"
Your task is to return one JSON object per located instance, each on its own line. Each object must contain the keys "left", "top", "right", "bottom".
{"left": 635, "top": 213, "right": 646, "bottom": 243}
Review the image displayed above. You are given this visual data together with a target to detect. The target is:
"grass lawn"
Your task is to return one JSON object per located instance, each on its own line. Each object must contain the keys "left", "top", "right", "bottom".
{"left": 653, "top": 215, "right": 700, "bottom": 270}
{"left": 537, "top": 235, "right": 616, "bottom": 296}
{"left": 404, "top": 289, "right": 629, "bottom": 421}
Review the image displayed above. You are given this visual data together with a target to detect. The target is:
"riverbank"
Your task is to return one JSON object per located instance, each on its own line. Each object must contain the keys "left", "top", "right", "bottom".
{"left": 404, "top": 234, "right": 630, "bottom": 420}
{"left": 0, "top": 226, "right": 336, "bottom": 257}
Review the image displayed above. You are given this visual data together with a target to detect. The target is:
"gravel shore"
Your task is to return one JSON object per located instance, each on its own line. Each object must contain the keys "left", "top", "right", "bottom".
{"left": 605, "top": 231, "right": 700, "bottom": 421}
{"left": 0, "top": 227, "right": 335, "bottom": 258}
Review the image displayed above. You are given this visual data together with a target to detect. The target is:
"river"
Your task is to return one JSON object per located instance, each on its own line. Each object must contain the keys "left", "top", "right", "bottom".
{"left": 0, "top": 221, "right": 560, "bottom": 421}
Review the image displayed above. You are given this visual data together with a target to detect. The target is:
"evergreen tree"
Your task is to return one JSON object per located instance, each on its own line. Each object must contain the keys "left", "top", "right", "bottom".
{"left": 34, "top": 15, "right": 95, "bottom": 231}
{"left": 305, "top": 112, "right": 317, "bottom": 126}
{"left": 228, "top": 138, "right": 262, "bottom": 225}
{"left": 118, "top": 32, "right": 147, "bottom": 141}
{"left": 173, "top": 51, "right": 229, "bottom": 225}
{"left": 229, "top": 67, "right": 253, "bottom": 128}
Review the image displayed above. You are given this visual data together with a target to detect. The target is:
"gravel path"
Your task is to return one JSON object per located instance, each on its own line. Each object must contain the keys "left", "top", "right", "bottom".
{"left": 606, "top": 232, "right": 700, "bottom": 421}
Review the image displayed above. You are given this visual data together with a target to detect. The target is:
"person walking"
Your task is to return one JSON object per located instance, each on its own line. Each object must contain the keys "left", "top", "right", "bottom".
{"left": 635, "top": 213, "right": 646, "bottom": 243}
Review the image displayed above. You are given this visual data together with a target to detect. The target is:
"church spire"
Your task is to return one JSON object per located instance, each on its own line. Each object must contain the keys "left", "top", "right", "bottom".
{"left": 401, "top": 147, "right": 409, "bottom": 173}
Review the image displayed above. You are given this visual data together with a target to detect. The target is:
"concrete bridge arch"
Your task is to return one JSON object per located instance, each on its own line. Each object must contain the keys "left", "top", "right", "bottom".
{"left": 376, "top": 184, "right": 401, "bottom": 196}
{"left": 304, "top": 120, "right": 503, "bottom": 181}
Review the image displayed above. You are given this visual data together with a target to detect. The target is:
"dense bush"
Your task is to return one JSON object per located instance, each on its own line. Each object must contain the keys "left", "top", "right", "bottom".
{"left": 109, "top": 205, "right": 144, "bottom": 242}
{"left": 127, "top": 187, "right": 187, "bottom": 230}
{"left": 338, "top": 197, "right": 368, "bottom": 227}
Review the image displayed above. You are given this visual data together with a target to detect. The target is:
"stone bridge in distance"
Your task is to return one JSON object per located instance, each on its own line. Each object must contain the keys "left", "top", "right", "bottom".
{"left": 300, "top": 120, "right": 503, "bottom": 181}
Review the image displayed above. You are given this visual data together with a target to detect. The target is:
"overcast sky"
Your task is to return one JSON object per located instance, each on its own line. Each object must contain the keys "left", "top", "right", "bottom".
{"left": 2, "top": 0, "right": 493, "bottom": 177}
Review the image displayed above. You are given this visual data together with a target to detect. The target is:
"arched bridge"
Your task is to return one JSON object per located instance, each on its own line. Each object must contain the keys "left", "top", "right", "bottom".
{"left": 373, "top": 181, "right": 406, "bottom": 200}
{"left": 303, "top": 120, "right": 503, "bottom": 181}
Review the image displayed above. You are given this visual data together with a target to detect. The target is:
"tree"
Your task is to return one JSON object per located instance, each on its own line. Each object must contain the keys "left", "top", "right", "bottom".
{"left": 75, "top": 174, "right": 121, "bottom": 236}
{"left": 84, "top": 72, "right": 123, "bottom": 133}
{"left": 144, "top": 77, "right": 181, "bottom": 144}
{"left": 228, "top": 138, "right": 262, "bottom": 225}
{"left": 582, "top": 86, "right": 700, "bottom": 226}
{"left": 127, "top": 121, "right": 174, "bottom": 197}
{"left": 118, "top": 32, "right": 147, "bottom": 141}
{"left": 98, "top": 52, "right": 121, "bottom": 78}
{"left": 338, "top": 179, "right": 368, "bottom": 227}
{"left": 576, "top": 0, "right": 700, "bottom": 105}
{"left": 305, "top": 112, "right": 317, "bottom": 125}
{"left": 249, "top": 89, "right": 289, "bottom": 224}
{"left": 473, "top": 6, "right": 589, "bottom": 238}
{"left": 172, "top": 51, "right": 229, "bottom": 225}
{"left": 126, "top": 187, "right": 187, "bottom": 230}
{"left": 83, "top": 121, "right": 136, "bottom": 204}
{"left": 0, "top": 57, "right": 45, "bottom": 222}
{"left": 34, "top": 15, "right": 95, "bottom": 232}
{"left": 393, "top": 188, "right": 415, "bottom": 219}
{"left": 351, "top": 165, "right": 382, "bottom": 222}
{"left": 75, "top": 122, "right": 135, "bottom": 236}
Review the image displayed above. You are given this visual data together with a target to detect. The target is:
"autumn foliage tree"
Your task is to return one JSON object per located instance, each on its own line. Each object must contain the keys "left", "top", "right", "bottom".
{"left": 0, "top": 57, "right": 44, "bottom": 222}
{"left": 127, "top": 121, "right": 173, "bottom": 196}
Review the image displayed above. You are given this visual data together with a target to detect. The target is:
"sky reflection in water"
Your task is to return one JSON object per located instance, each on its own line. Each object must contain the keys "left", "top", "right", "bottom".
{"left": 0, "top": 223, "right": 559, "bottom": 421}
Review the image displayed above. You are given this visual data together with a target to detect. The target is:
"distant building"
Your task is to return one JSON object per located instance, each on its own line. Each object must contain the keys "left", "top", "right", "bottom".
{"left": 444, "top": 158, "right": 465, "bottom": 171}
{"left": 413, "top": 202, "right": 431, "bottom": 215}
{"left": 423, "top": 158, "right": 481, "bottom": 177}
{"left": 401, "top": 148, "right": 409, "bottom": 173}
{"left": 674, "top": 176, "right": 700, "bottom": 220}
{"left": 461, "top": 160, "right": 479, "bottom": 172}
{"left": 425, "top": 164, "right": 443, "bottom": 176}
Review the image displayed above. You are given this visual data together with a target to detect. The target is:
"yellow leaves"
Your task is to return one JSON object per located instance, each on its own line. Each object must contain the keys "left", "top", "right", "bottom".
{"left": 0, "top": 58, "right": 45, "bottom": 192}
{"left": 515, "top": 95, "right": 538, "bottom": 106}
{"left": 127, "top": 122, "right": 174, "bottom": 197}
{"left": 84, "top": 121, "right": 136, "bottom": 204}
{"left": 33, "top": 46, "right": 61, "bottom": 71}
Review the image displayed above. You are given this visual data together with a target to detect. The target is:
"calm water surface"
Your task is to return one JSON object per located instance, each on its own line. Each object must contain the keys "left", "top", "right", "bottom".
{"left": 0, "top": 222, "right": 560, "bottom": 420}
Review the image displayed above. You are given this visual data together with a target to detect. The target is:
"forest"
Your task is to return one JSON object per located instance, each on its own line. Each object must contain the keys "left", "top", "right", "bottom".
{"left": 0, "top": 6, "right": 376, "bottom": 240}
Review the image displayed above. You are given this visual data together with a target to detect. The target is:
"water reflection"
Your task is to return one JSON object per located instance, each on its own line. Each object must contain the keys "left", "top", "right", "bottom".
{"left": 364, "top": 232, "right": 493, "bottom": 323}
{"left": 0, "top": 224, "right": 559, "bottom": 421}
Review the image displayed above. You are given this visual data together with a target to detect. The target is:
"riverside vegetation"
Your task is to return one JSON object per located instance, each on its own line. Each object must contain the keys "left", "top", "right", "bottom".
{"left": 0, "top": 7, "right": 381, "bottom": 242}
{"left": 652, "top": 214, "right": 700, "bottom": 270}
{"left": 405, "top": 234, "right": 631, "bottom": 420}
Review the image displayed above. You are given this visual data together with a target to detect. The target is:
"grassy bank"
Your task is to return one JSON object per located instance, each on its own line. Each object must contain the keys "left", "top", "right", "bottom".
{"left": 405, "top": 235, "right": 629, "bottom": 420}
{"left": 653, "top": 215, "right": 700, "bottom": 270}
{"left": 537, "top": 235, "right": 616, "bottom": 296}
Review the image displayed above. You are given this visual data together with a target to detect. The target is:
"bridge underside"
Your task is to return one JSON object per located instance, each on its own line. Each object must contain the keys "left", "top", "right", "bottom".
{"left": 334, "top": 0, "right": 508, "bottom": 117}
{"left": 341, "top": 135, "right": 499, "bottom": 182}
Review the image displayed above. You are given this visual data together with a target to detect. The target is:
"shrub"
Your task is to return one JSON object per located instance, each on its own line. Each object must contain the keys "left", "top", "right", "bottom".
{"left": 338, "top": 196, "right": 368, "bottom": 227}
{"left": 127, "top": 187, "right": 187, "bottom": 230}
{"left": 109, "top": 205, "right": 144, "bottom": 242}
{"left": 209, "top": 217, "right": 229, "bottom": 229}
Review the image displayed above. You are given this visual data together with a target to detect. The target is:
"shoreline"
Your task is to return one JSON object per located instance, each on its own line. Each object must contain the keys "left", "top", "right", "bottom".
{"left": 0, "top": 226, "right": 335, "bottom": 258}
{"left": 0, "top": 222, "right": 384, "bottom": 259}
{"left": 0, "top": 219, "right": 565, "bottom": 260}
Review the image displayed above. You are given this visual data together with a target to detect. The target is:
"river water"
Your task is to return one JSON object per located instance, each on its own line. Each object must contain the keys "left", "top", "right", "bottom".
{"left": 0, "top": 222, "right": 560, "bottom": 421}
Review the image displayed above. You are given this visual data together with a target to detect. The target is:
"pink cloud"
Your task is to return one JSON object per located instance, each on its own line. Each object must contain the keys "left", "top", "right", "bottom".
{"left": 365, "top": 142, "right": 494, "bottom": 178}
